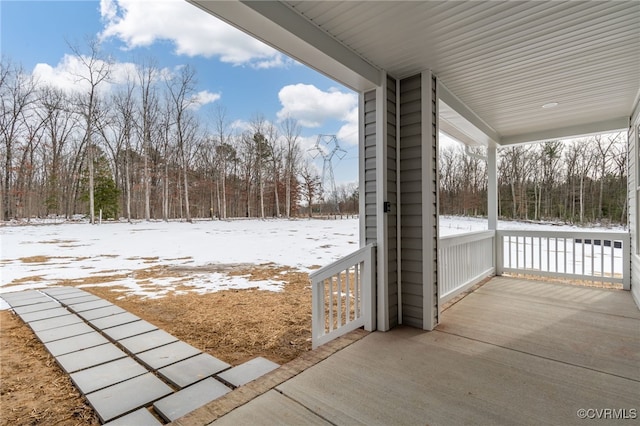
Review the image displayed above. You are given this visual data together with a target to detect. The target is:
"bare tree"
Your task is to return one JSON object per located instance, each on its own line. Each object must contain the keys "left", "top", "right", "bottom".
{"left": 594, "top": 133, "right": 621, "bottom": 220}
{"left": 212, "top": 105, "right": 233, "bottom": 219}
{"left": 165, "top": 65, "right": 199, "bottom": 222}
{"left": 108, "top": 77, "right": 137, "bottom": 222}
{"left": 69, "top": 39, "right": 112, "bottom": 224}
{"left": 280, "top": 116, "right": 301, "bottom": 218}
{"left": 137, "top": 59, "right": 159, "bottom": 221}
{"left": 299, "top": 160, "right": 321, "bottom": 218}
{"left": 0, "top": 60, "right": 39, "bottom": 220}
{"left": 37, "top": 86, "right": 80, "bottom": 217}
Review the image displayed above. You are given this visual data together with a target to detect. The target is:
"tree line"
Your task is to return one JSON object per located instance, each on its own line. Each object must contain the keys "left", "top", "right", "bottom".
{"left": 439, "top": 134, "right": 628, "bottom": 225}
{"left": 1, "top": 44, "right": 356, "bottom": 223}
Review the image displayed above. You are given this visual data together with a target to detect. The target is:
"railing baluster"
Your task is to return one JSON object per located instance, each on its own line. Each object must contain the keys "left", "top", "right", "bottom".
{"left": 310, "top": 244, "right": 376, "bottom": 349}
{"left": 600, "top": 240, "right": 605, "bottom": 283}
{"left": 337, "top": 272, "right": 342, "bottom": 327}
{"left": 328, "top": 277, "right": 334, "bottom": 332}
{"left": 346, "top": 266, "right": 351, "bottom": 322}
{"left": 611, "top": 240, "right": 615, "bottom": 280}
{"left": 355, "top": 263, "right": 360, "bottom": 318}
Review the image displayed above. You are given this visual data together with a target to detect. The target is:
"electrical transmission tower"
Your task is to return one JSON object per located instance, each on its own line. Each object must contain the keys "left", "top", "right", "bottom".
{"left": 310, "top": 134, "right": 347, "bottom": 213}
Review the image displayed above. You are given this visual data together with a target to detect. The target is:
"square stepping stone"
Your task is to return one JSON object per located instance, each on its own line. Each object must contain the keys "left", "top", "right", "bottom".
{"left": 158, "top": 353, "right": 231, "bottom": 389}
{"left": 102, "top": 320, "right": 157, "bottom": 341}
{"left": 44, "top": 332, "right": 109, "bottom": 357}
{"left": 77, "top": 305, "right": 126, "bottom": 321}
{"left": 52, "top": 292, "right": 94, "bottom": 302}
{"left": 1, "top": 290, "right": 41, "bottom": 299}
{"left": 153, "top": 377, "right": 231, "bottom": 422}
{"left": 19, "top": 307, "right": 70, "bottom": 323}
{"left": 57, "top": 294, "right": 99, "bottom": 304}
{"left": 29, "top": 314, "right": 83, "bottom": 332}
{"left": 217, "top": 357, "right": 279, "bottom": 387}
{"left": 85, "top": 373, "right": 173, "bottom": 423}
{"left": 1, "top": 291, "right": 47, "bottom": 304}
{"left": 34, "top": 321, "right": 95, "bottom": 343}
{"left": 68, "top": 299, "right": 113, "bottom": 313}
{"left": 56, "top": 343, "right": 127, "bottom": 374}
{"left": 4, "top": 295, "right": 52, "bottom": 307}
{"left": 12, "top": 301, "right": 61, "bottom": 315}
{"left": 43, "top": 287, "right": 85, "bottom": 296}
{"left": 103, "top": 408, "right": 162, "bottom": 426}
{"left": 70, "top": 357, "right": 148, "bottom": 395}
{"left": 89, "top": 312, "right": 139, "bottom": 330}
{"left": 118, "top": 329, "right": 178, "bottom": 354}
{"left": 136, "top": 341, "right": 201, "bottom": 370}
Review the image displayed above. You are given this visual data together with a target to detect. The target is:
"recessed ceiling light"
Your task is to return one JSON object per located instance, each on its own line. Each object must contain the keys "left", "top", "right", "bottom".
{"left": 542, "top": 102, "right": 559, "bottom": 109}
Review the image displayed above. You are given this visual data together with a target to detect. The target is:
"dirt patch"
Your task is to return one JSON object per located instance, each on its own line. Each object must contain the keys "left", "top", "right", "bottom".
{"left": 4, "top": 276, "right": 45, "bottom": 286}
{"left": 0, "top": 264, "right": 313, "bottom": 424}
{"left": 0, "top": 311, "right": 99, "bottom": 426}
{"left": 84, "top": 265, "right": 312, "bottom": 365}
{"left": 19, "top": 256, "right": 53, "bottom": 264}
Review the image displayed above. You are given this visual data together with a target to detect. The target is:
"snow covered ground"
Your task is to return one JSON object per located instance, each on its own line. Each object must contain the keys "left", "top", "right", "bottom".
{"left": 439, "top": 215, "right": 626, "bottom": 236}
{"left": 0, "top": 218, "right": 359, "bottom": 306}
{"left": 1, "top": 215, "right": 626, "bottom": 309}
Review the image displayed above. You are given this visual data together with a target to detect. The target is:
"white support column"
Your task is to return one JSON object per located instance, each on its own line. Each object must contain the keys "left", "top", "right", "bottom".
{"left": 488, "top": 145, "right": 501, "bottom": 276}
{"left": 488, "top": 145, "right": 498, "bottom": 231}
{"left": 375, "top": 72, "right": 390, "bottom": 331}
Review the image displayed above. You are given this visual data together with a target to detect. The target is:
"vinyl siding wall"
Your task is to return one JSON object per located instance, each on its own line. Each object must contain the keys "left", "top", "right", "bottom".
{"left": 398, "top": 73, "right": 438, "bottom": 329}
{"left": 630, "top": 114, "right": 640, "bottom": 305}
{"left": 386, "top": 75, "right": 399, "bottom": 328}
{"left": 399, "top": 74, "right": 424, "bottom": 328}
{"left": 363, "top": 90, "right": 377, "bottom": 245}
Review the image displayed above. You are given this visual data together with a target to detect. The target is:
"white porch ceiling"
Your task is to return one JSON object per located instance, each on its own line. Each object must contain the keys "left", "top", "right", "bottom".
{"left": 190, "top": 1, "right": 640, "bottom": 145}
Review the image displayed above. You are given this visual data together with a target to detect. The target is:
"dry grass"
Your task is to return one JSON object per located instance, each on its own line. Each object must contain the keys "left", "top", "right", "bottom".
{"left": 84, "top": 265, "right": 313, "bottom": 365}
{"left": 0, "top": 311, "right": 99, "bottom": 426}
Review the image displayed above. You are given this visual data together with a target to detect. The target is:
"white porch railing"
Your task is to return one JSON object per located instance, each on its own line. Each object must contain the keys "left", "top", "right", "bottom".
{"left": 438, "top": 231, "right": 495, "bottom": 302}
{"left": 497, "top": 230, "right": 630, "bottom": 289}
{"left": 310, "top": 244, "right": 376, "bottom": 349}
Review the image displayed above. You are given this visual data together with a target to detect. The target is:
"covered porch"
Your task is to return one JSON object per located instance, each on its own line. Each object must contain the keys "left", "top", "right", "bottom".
{"left": 180, "top": 1, "right": 640, "bottom": 422}
{"left": 174, "top": 276, "right": 640, "bottom": 425}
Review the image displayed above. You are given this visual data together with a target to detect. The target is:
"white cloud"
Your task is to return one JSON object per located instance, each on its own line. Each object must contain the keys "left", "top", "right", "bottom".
{"left": 99, "top": 0, "right": 288, "bottom": 69}
{"left": 189, "top": 90, "right": 221, "bottom": 110}
{"left": 32, "top": 54, "right": 138, "bottom": 95}
{"left": 277, "top": 84, "right": 358, "bottom": 145}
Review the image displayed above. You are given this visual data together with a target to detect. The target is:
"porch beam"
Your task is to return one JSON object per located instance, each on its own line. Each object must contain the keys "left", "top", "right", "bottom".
{"left": 501, "top": 117, "right": 629, "bottom": 146}
{"left": 437, "top": 80, "right": 500, "bottom": 144}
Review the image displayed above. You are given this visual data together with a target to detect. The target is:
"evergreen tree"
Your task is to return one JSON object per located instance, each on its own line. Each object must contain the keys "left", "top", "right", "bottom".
{"left": 81, "top": 154, "right": 120, "bottom": 220}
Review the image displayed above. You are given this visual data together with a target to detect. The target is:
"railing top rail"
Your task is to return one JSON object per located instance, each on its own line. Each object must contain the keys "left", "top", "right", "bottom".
{"left": 496, "top": 229, "right": 630, "bottom": 240}
{"left": 439, "top": 230, "right": 495, "bottom": 247}
{"left": 309, "top": 243, "right": 376, "bottom": 281}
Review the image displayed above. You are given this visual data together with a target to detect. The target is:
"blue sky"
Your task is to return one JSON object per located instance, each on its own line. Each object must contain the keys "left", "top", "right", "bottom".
{"left": 0, "top": 0, "right": 359, "bottom": 185}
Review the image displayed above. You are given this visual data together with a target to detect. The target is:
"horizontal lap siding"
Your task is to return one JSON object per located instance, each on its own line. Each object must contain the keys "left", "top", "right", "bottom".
{"left": 399, "top": 74, "right": 423, "bottom": 328}
{"left": 428, "top": 73, "right": 439, "bottom": 328}
{"left": 630, "top": 117, "right": 640, "bottom": 302}
{"left": 364, "top": 90, "right": 377, "bottom": 245}
{"left": 387, "top": 75, "right": 398, "bottom": 327}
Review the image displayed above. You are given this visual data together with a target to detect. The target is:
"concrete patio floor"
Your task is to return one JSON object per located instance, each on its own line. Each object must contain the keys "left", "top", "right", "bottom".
{"left": 174, "top": 276, "right": 640, "bottom": 426}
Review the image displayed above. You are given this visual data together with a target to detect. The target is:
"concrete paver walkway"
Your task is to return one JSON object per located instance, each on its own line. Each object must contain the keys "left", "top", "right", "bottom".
{"left": 1, "top": 287, "right": 279, "bottom": 424}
